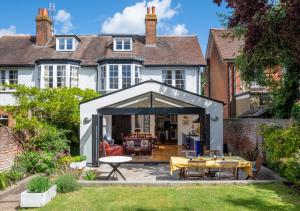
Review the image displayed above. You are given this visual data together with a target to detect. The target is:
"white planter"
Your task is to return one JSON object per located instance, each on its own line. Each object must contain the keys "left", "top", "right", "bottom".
{"left": 70, "top": 160, "right": 86, "bottom": 169}
{"left": 20, "top": 185, "right": 57, "bottom": 208}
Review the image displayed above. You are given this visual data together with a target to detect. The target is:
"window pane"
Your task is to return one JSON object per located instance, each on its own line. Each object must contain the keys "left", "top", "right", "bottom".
{"left": 109, "top": 65, "right": 119, "bottom": 89}
{"left": 57, "top": 65, "right": 66, "bottom": 87}
{"left": 66, "top": 38, "right": 73, "bottom": 50}
{"left": 175, "top": 70, "right": 185, "bottom": 89}
{"left": 124, "top": 38, "right": 131, "bottom": 50}
{"left": 70, "top": 66, "right": 79, "bottom": 88}
{"left": 116, "top": 39, "right": 123, "bottom": 50}
{"left": 162, "top": 70, "right": 172, "bottom": 85}
{"left": 59, "top": 38, "right": 65, "bottom": 50}
{"left": 122, "top": 65, "right": 131, "bottom": 88}
{"left": 44, "top": 66, "right": 54, "bottom": 88}
{"left": 135, "top": 66, "right": 142, "bottom": 84}
{"left": 100, "top": 66, "right": 106, "bottom": 90}
{"left": 9, "top": 70, "right": 18, "bottom": 88}
{"left": 0, "top": 70, "right": 5, "bottom": 90}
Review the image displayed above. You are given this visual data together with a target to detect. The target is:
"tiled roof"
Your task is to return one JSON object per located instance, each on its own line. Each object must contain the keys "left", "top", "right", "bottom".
{"left": 207, "top": 29, "right": 244, "bottom": 61}
{"left": 0, "top": 35, "right": 205, "bottom": 67}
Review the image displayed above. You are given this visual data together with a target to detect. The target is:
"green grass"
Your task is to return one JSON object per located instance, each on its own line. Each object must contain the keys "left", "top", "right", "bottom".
{"left": 30, "top": 183, "right": 300, "bottom": 211}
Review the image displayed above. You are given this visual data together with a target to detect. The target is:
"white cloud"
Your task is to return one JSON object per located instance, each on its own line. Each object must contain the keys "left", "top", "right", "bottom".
{"left": 170, "top": 24, "right": 188, "bottom": 35}
{"left": 101, "top": 0, "right": 185, "bottom": 35}
{"left": 0, "top": 25, "right": 16, "bottom": 37}
{"left": 55, "top": 9, "right": 73, "bottom": 34}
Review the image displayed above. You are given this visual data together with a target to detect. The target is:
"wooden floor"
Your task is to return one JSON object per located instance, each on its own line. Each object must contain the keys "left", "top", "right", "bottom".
{"left": 131, "top": 145, "right": 185, "bottom": 163}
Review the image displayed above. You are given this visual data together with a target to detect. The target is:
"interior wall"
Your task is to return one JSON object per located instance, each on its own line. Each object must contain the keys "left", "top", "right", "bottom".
{"left": 177, "top": 115, "right": 199, "bottom": 145}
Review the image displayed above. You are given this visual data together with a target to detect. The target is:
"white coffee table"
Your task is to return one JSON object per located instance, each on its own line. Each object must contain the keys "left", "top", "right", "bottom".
{"left": 99, "top": 156, "right": 132, "bottom": 180}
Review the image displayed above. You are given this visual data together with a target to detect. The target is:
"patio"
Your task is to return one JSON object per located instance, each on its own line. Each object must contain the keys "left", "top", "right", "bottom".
{"left": 83, "top": 163, "right": 281, "bottom": 183}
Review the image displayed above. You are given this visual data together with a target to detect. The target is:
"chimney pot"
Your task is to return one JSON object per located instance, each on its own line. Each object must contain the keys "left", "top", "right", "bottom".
{"left": 152, "top": 6, "right": 156, "bottom": 15}
{"left": 39, "top": 8, "right": 48, "bottom": 16}
{"left": 147, "top": 7, "right": 150, "bottom": 15}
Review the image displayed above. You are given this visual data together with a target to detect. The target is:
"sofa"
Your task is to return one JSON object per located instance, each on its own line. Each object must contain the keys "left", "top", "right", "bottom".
{"left": 99, "top": 141, "right": 124, "bottom": 156}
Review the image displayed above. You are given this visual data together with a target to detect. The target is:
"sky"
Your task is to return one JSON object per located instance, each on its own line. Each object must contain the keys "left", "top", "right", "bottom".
{"left": 0, "top": 0, "right": 230, "bottom": 54}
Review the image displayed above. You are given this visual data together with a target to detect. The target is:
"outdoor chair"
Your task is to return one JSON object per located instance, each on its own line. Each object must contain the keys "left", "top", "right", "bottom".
{"left": 184, "top": 160, "right": 207, "bottom": 180}
{"left": 204, "top": 150, "right": 221, "bottom": 156}
{"left": 215, "top": 161, "right": 239, "bottom": 180}
{"left": 182, "top": 150, "right": 196, "bottom": 158}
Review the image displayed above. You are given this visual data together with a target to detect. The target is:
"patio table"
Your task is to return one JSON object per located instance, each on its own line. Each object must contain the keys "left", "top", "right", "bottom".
{"left": 170, "top": 156, "right": 252, "bottom": 178}
{"left": 99, "top": 156, "right": 132, "bottom": 181}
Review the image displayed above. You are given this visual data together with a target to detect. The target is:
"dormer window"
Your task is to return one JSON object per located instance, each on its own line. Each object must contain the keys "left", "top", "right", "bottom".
{"left": 113, "top": 37, "right": 132, "bottom": 51}
{"left": 56, "top": 37, "right": 77, "bottom": 51}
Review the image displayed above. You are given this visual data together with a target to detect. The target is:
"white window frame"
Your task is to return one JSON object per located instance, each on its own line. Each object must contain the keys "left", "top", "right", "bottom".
{"left": 99, "top": 64, "right": 142, "bottom": 91}
{"left": 56, "top": 37, "right": 75, "bottom": 51}
{"left": 113, "top": 37, "right": 133, "bottom": 51}
{"left": 162, "top": 69, "right": 186, "bottom": 89}
{"left": 39, "top": 64, "right": 80, "bottom": 89}
{"left": 122, "top": 65, "right": 131, "bottom": 88}
{"left": 0, "top": 69, "right": 18, "bottom": 91}
{"left": 109, "top": 64, "right": 119, "bottom": 90}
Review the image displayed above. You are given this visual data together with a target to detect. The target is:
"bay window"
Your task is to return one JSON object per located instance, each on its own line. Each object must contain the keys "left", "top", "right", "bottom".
{"left": 40, "top": 64, "right": 79, "bottom": 88}
{"left": 109, "top": 65, "right": 119, "bottom": 89}
{"left": 0, "top": 70, "right": 5, "bottom": 90}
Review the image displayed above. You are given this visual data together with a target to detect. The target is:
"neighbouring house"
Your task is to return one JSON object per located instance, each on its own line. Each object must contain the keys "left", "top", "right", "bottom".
{"left": 0, "top": 7, "right": 224, "bottom": 166}
{"left": 205, "top": 29, "right": 271, "bottom": 118}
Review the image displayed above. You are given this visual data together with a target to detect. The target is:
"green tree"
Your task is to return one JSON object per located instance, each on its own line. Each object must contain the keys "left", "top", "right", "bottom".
{"left": 215, "top": 0, "right": 300, "bottom": 118}
{"left": 5, "top": 85, "right": 99, "bottom": 154}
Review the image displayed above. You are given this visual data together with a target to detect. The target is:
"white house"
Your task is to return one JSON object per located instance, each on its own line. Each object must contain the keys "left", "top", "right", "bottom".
{"left": 0, "top": 7, "right": 224, "bottom": 165}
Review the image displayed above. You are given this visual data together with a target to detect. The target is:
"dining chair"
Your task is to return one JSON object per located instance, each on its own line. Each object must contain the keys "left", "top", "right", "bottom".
{"left": 204, "top": 150, "right": 221, "bottom": 156}
{"left": 215, "top": 161, "right": 239, "bottom": 180}
{"left": 246, "top": 154, "right": 263, "bottom": 180}
{"left": 184, "top": 160, "right": 207, "bottom": 180}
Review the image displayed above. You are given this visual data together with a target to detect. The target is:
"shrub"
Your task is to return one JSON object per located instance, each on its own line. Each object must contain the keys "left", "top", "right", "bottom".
{"left": 31, "top": 126, "right": 69, "bottom": 153}
{"left": 0, "top": 173, "right": 8, "bottom": 190}
{"left": 84, "top": 171, "right": 96, "bottom": 180}
{"left": 55, "top": 174, "right": 80, "bottom": 193}
{"left": 5, "top": 169, "right": 24, "bottom": 185}
{"left": 15, "top": 151, "right": 58, "bottom": 175}
{"left": 27, "top": 176, "right": 52, "bottom": 193}
{"left": 261, "top": 124, "right": 300, "bottom": 183}
{"left": 291, "top": 102, "right": 300, "bottom": 124}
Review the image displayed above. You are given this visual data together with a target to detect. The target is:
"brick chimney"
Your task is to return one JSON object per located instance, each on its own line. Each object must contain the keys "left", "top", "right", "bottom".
{"left": 36, "top": 8, "right": 53, "bottom": 46}
{"left": 145, "top": 6, "right": 157, "bottom": 46}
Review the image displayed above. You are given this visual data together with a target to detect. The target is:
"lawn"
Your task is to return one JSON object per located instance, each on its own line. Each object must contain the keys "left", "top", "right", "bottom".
{"left": 31, "top": 183, "right": 300, "bottom": 211}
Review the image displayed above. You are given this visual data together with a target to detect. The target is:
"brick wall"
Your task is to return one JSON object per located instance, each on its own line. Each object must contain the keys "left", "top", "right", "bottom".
{"left": 224, "top": 118, "right": 293, "bottom": 155}
{"left": 206, "top": 41, "right": 229, "bottom": 118}
{"left": 0, "top": 127, "right": 22, "bottom": 171}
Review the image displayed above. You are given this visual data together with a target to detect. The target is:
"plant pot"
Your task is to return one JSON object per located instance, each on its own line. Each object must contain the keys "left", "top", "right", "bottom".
{"left": 20, "top": 185, "right": 57, "bottom": 208}
{"left": 70, "top": 160, "right": 86, "bottom": 169}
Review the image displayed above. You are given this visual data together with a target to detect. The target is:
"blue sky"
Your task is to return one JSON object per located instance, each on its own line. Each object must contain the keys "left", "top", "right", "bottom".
{"left": 0, "top": 0, "right": 229, "bottom": 54}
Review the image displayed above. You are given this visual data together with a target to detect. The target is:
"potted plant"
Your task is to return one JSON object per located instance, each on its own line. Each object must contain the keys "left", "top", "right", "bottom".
{"left": 69, "top": 155, "right": 87, "bottom": 169}
{"left": 20, "top": 176, "right": 57, "bottom": 208}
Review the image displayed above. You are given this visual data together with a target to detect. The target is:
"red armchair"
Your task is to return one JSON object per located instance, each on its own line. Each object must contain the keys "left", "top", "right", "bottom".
{"left": 99, "top": 141, "right": 124, "bottom": 156}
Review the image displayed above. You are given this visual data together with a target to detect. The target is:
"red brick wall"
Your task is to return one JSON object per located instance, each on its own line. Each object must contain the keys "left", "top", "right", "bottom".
{"left": 0, "top": 127, "right": 22, "bottom": 171}
{"left": 224, "top": 118, "right": 292, "bottom": 155}
{"left": 207, "top": 41, "right": 229, "bottom": 118}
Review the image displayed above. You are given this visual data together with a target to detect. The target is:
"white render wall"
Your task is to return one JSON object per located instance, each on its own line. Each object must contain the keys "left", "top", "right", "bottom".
{"left": 80, "top": 81, "right": 223, "bottom": 163}
{"left": 0, "top": 67, "right": 36, "bottom": 106}
{"left": 79, "top": 67, "right": 97, "bottom": 90}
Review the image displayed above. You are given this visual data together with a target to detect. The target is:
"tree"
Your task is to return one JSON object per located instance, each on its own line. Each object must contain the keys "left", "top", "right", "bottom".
{"left": 5, "top": 85, "right": 99, "bottom": 154}
{"left": 214, "top": 0, "right": 300, "bottom": 118}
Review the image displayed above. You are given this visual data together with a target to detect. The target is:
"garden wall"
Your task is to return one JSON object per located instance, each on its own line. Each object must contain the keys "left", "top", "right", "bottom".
{"left": 224, "top": 118, "right": 293, "bottom": 155}
{"left": 0, "top": 127, "right": 22, "bottom": 171}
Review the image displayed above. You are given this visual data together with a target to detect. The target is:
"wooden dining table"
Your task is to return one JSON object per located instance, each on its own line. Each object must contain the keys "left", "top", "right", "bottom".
{"left": 170, "top": 156, "right": 253, "bottom": 178}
